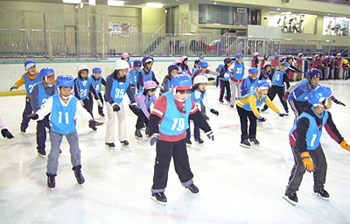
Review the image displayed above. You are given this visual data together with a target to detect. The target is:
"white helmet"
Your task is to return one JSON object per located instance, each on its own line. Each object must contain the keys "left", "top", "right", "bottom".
{"left": 193, "top": 75, "right": 208, "bottom": 85}
{"left": 114, "top": 60, "right": 129, "bottom": 70}
{"left": 77, "top": 65, "right": 89, "bottom": 74}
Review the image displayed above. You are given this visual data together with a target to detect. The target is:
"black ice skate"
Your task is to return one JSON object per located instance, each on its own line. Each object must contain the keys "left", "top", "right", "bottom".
{"left": 283, "top": 192, "right": 298, "bottom": 206}
{"left": 151, "top": 192, "right": 167, "bottom": 205}
{"left": 314, "top": 189, "right": 330, "bottom": 201}
{"left": 230, "top": 105, "right": 234, "bottom": 108}
{"left": 20, "top": 126, "right": 26, "bottom": 133}
{"left": 37, "top": 148, "right": 46, "bottom": 157}
{"left": 46, "top": 173, "right": 56, "bottom": 188}
{"left": 73, "top": 166, "right": 85, "bottom": 185}
{"left": 185, "top": 138, "right": 192, "bottom": 147}
{"left": 240, "top": 139, "right": 251, "bottom": 148}
{"left": 186, "top": 184, "right": 199, "bottom": 194}
{"left": 105, "top": 142, "right": 115, "bottom": 148}
{"left": 135, "top": 129, "right": 143, "bottom": 138}
{"left": 120, "top": 140, "right": 129, "bottom": 146}
{"left": 249, "top": 138, "right": 260, "bottom": 145}
{"left": 195, "top": 138, "right": 204, "bottom": 144}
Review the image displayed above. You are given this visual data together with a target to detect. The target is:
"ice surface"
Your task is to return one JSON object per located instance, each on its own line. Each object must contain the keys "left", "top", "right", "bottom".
{"left": 0, "top": 80, "right": 350, "bottom": 223}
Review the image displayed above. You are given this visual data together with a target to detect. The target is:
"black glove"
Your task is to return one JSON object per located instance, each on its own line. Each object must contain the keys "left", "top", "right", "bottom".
{"left": 10, "top": 85, "right": 17, "bottom": 91}
{"left": 130, "top": 102, "right": 139, "bottom": 111}
{"left": 257, "top": 115, "right": 266, "bottom": 122}
{"left": 150, "top": 133, "right": 160, "bottom": 146}
{"left": 206, "top": 131, "right": 214, "bottom": 141}
{"left": 89, "top": 120, "right": 103, "bottom": 129}
{"left": 1, "top": 129, "right": 14, "bottom": 139}
{"left": 210, "top": 109, "right": 219, "bottom": 116}
{"left": 27, "top": 114, "right": 39, "bottom": 120}
{"left": 113, "top": 104, "right": 121, "bottom": 112}
{"left": 332, "top": 96, "right": 346, "bottom": 107}
{"left": 279, "top": 113, "right": 288, "bottom": 117}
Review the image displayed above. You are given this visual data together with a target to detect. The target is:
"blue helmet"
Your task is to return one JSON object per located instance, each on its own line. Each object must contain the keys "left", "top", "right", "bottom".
{"left": 198, "top": 61, "right": 208, "bottom": 68}
{"left": 224, "top": 57, "right": 232, "bottom": 64}
{"left": 307, "top": 68, "right": 321, "bottom": 78}
{"left": 92, "top": 67, "right": 102, "bottom": 74}
{"left": 308, "top": 86, "right": 332, "bottom": 106}
{"left": 257, "top": 80, "right": 270, "bottom": 90}
{"left": 264, "top": 54, "right": 270, "bottom": 58}
{"left": 56, "top": 75, "right": 74, "bottom": 87}
{"left": 281, "top": 61, "right": 290, "bottom": 67}
{"left": 24, "top": 60, "right": 36, "bottom": 70}
{"left": 168, "top": 64, "right": 179, "bottom": 73}
{"left": 171, "top": 74, "right": 192, "bottom": 90}
{"left": 275, "top": 55, "right": 280, "bottom": 59}
{"left": 133, "top": 60, "right": 142, "bottom": 68}
{"left": 142, "top": 55, "right": 154, "bottom": 66}
{"left": 234, "top": 53, "right": 244, "bottom": 58}
{"left": 39, "top": 67, "right": 55, "bottom": 79}
{"left": 199, "top": 56, "right": 204, "bottom": 60}
{"left": 248, "top": 67, "right": 259, "bottom": 74}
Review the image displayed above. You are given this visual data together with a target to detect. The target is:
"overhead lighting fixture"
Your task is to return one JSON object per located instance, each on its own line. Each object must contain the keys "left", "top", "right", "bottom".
{"left": 327, "top": 13, "right": 330, "bottom": 16}
{"left": 89, "top": 0, "right": 96, "bottom": 6}
{"left": 145, "top": 3, "right": 163, "bottom": 8}
{"left": 277, "top": 8, "right": 280, "bottom": 10}
{"left": 62, "top": 0, "right": 81, "bottom": 3}
{"left": 108, "top": 0, "right": 124, "bottom": 6}
{"left": 213, "top": 2, "right": 217, "bottom": 4}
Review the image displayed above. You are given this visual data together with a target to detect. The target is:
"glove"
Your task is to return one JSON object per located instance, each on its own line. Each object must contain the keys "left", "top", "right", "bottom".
{"left": 150, "top": 133, "right": 160, "bottom": 146}
{"left": 97, "top": 99, "right": 103, "bottom": 107}
{"left": 301, "top": 152, "right": 314, "bottom": 172}
{"left": 282, "top": 92, "right": 290, "bottom": 101}
{"left": 205, "top": 131, "right": 214, "bottom": 141}
{"left": 80, "top": 100, "right": 84, "bottom": 106}
{"left": 27, "top": 113, "right": 39, "bottom": 120}
{"left": 210, "top": 109, "right": 219, "bottom": 116}
{"left": 332, "top": 96, "right": 346, "bottom": 107}
{"left": 113, "top": 104, "right": 120, "bottom": 112}
{"left": 341, "top": 140, "right": 350, "bottom": 151}
{"left": 10, "top": 85, "right": 17, "bottom": 91}
{"left": 88, "top": 120, "right": 103, "bottom": 129}
{"left": 257, "top": 115, "right": 266, "bottom": 122}
{"left": 278, "top": 112, "right": 288, "bottom": 117}
{"left": 1, "top": 129, "right": 14, "bottom": 139}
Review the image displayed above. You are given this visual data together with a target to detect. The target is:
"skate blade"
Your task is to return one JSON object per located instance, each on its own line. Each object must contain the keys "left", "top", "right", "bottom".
{"left": 239, "top": 143, "right": 251, "bottom": 149}
{"left": 283, "top": 195, "right": 297, "bottom": 206}
{"left": 134, "top": 136, "right": 143, "bottom": 139}
{"left": 150, "top": 196, "right": 167, "bottom": 206}
{"left": 186, "top": 144, "right": 192, "bottom": 147}
{"left": 313, "top": 192, "right": 330, "bottom": 201}
{"left": 37, "top": 153, "right": 46, "bottom": 158}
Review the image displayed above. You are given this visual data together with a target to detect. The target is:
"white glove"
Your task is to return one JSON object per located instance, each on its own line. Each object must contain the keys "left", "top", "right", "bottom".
{"left": 97, "top": 99, "right": 103, "bottom": 107}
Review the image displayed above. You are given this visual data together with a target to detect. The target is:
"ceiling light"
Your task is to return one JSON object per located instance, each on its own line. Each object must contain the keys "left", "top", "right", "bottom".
{"left": 62, "top": 0, "right": 81, "bottom": 3}
{"left": 145, "top": 3, "right": 163, "bottom": 8}
{"left": 108, "top": 0, "right": 124, "bottom": 6}
{"left": 277, "top": 8, "right": 280, "bottom": 10}
{"left": 213, "top": 2, "right": 217, "bottom": 4}
{"left": 89, "top": 0, "right": 96, "bottom": 6}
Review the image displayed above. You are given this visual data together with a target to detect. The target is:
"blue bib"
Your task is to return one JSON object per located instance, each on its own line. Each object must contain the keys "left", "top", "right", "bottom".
{"left": 272, "top": 70, "right": 285, "bottom": 87}
{"left": 243, "top": 76, "right": 258, "bottom": 94}
{"left": 222, "top": 68, "right": 231, "bottom": 81}
{"left": 128, "top": 68, "right": 139, "bottom": 86}
{"left": 159, "top": 91, "right": 191, "bottom": 136}
{"left": 23, "top": 73, "right": 41, "bottom": 97}
{"left": 288, "top": 80, "right": 318, "bottom": 102}
{"left": 190, "top": 90, "right": 205, "bottom": 106}
{"left": 76, "top": 77, "right": 92, "bottom": 100}
{"left": 90, "top": 76, "right": 102, "bottom": 94}
{"left": 50, "top": 95, "right": 78, "bottom": 135}
{"left": 135, "top": 92, "right": 154, "bottom": 109}
{"left": 239, "top": 91, "right": 267, "bottom": 111}
{"left": 110, "top": 76, "right": 130, "bottom": 104}
{"left": 37, "top": 82, "right": 57, "bottom": 109}
{"left": 139, "top": 69, "right": 153, "bottom": 92}
{"left": 290, "top": 111, "right": 328, "bottom": 150}
{"left": 232, "top": 62, "right": 245, "bottom": 80}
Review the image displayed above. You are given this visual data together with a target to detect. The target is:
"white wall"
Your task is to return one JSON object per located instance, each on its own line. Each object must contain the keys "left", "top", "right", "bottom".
{"left": 0, "top": 57, "right": 257, "bottom": 93}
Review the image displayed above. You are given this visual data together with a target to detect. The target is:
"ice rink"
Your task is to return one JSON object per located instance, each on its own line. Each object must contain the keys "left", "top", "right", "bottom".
{"left": 1, "top": 80, "right": 350, "bottom": 224}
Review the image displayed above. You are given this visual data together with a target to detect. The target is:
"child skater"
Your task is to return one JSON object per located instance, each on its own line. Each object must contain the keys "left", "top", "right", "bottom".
{"left": 121, "top": 52, "right": 132, "bottom": 70}
{"left": 148, "top": 74, "right": 215, "bottom": 204}
{"left": 74, "top": 65, "right": 103, "bottom": 122}
{"left": 127, "top": 60, "right": 142, "bottom": 94}
{"left": 241, "top": 67, "right": 259, "bottom": 96}
{"left": 180, "top": 56, "right": 192, "bottom": 77}
{"left": 105, "top": 60, "right": 138, "bottom": 147}
{"left": 236, "top": 80, "right": 287, "bottom": 148}
{"left": 89, "top": 67, "right": 106, "bottom": 117}
{"left": 0, "top": 116, "right": 14, "bottom": 139}
{"left": 252, "top": 52, "right": 259, "bottom": 68}
{"left": 296, "top": 53, "right": 304, "bottom": 81}
{"left": 229, "top": 53, "right": 245, "bottom": 108}
{"left": 261, "top": 61, "right": 290, "bottom": 114}
{"left": 261, "top": 54, "right": 270, "bottom": 70}
{"left": 31, "top": 67, "right": 57, "bottom": 156}
{"left": 271, "top": 55, "right": 280, "bottom": 75}
{"left": 218, "top": 58, "right": 232, "bottom": 103}
{"left": 130, "top": 80, "right": 158, "bottom": 138}
{"left": 27, "top": 75, "right": 103, "bottom": 188}
{"left": 284, "top": 86, "right": 350, "bottom": 206}
{"left": 137, "top": 55, "right": 159, "bottom": 92}
{"left": 191, "top": 59, "right": 200, "bottom": 77}
{"left": 259, "top": 62, "right": 272, "bottom": 82}
{"left": 10, "top": 60, "right": 41, "bottom": 133}
{"left": 186, "top": 75, "right": 219, "bottom": 145}
{"left": 161, "top": 65, "right": 178, "bottom": 95}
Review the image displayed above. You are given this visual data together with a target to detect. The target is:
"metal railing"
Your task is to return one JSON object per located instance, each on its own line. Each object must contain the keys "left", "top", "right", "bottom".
{"left": 0, "top": 29, "right": 348, "bottom": 59}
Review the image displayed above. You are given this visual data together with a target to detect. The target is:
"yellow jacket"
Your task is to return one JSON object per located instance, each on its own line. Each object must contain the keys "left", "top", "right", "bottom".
{"left": 236, "top": 89, "right": 280, "bottom": 117}
{"left": 14, "top": 71, "right": 39, "bottom": 97}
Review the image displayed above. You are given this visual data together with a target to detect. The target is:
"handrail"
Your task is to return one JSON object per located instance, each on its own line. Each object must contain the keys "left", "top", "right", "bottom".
{"left": 152, "top": 24, "right": 165, "bottom": 38}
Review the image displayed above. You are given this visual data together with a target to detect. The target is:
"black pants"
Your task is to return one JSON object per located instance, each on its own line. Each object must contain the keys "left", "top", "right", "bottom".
{"left": 321, "top": 68, "right": 327, "bottom": 80}
{"left": 334, "top": 67, "right": 339, "bottom": 80}
{"left": 263, "top": 86, "right": 289, "bottom": 113}
{"left": 219, "top": 80, "right": 231, "bottom": 102}
{"left": 237, "top": 106, "right": 257, "bottom": 140}
{"left": 288, "top": 100, "right": 310, "bottom": 120}
{"left": 88, "top": 92, "right": 104, "bottom": 116}
{"left": 82, "top": 98, "right": 94, "bottom": 118}
{"left": 129, "top": 104, "right": 149, "bottom": 130}
{"left": 271, "top": 68, "right": 276, "bottom": 76}
{"left": 36, "top": 115, "right": 51, "bottom": 151}
{"left": 21, "top": 97, "right": 32, "bottom": 130}
{"left": 152, "top": 139, "right": 193, "bottom": 190}
{"left": 285, "top": 145, "right": 327, "bottom": 195}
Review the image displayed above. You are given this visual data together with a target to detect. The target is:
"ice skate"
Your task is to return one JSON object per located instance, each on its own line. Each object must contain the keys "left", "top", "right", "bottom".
{"left": 240, "top": 139, "right": 251, "bottom": 148}
{"left": 195, "top": 138, "right": 204, "bottom": 144}
{"left": 283, "top": 192, "right": 298, "bottom": 206}
{"left": 314, "top": 189, "right": 330, "bottom": 201}
{"left": 186, "top": 184, "right": 199, "bottom": 194}
{"left": 185, "top": 138, "right": 192, "bottom": 147}
{"left": 151, "top": 192, "right": 167, "bottom": 205}
{"left": 249, "top": 138, "right": 260, "bottom": 145}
